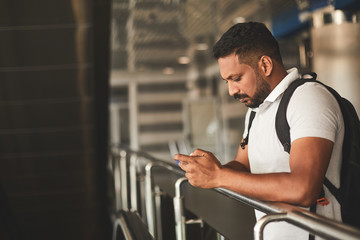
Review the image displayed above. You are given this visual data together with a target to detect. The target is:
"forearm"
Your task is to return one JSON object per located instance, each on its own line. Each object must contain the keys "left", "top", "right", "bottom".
{"left": 223, "top": 160, "right": 250, "bottom": 172}
{"left": 176, "top": 139, "right": 330, "bottom": 207}
{"left": 216, "top": 167, "right": 317, "bottom": 207}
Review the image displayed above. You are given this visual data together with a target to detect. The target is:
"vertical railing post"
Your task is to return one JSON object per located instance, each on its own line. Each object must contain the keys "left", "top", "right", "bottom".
{"left": 154, "top": 185, "right": 163, "bottom": 240}
{"left": 145, "top": 162, "right": 156, "bottom": 237}
{"left": 113, "top": 148, "right": 122, "bottom": 211}
{"left": 120, "top": 150, "right": 128, "bottom": 210}
{"left": 216, "top": 233, "right": 226, "bottom": 240}
{"left": 253, "top": 213, "right": 288, "bottom": 240}
{"left": 129, "top": 153, "right": 138, "bottom": 211}
{"left": 173, "top": 177, "right": 188, "bottom": 240}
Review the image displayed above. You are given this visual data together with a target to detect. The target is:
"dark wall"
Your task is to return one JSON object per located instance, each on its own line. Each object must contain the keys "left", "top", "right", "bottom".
{"left": 0, "top": 0, "right": 111, "bottom": 239}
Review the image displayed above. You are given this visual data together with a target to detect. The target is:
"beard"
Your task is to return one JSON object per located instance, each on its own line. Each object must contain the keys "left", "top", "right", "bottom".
{"left": 234, "top": 70, "right": 271, "bottom": 108}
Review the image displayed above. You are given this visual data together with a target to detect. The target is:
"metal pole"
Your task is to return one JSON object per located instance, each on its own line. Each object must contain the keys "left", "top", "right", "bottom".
{"left": 120, "top": 150, "right": 128, "bottom": 210}
{"left": 113, "top": 149, "right": 122, "bottom": 211}
{"left": 112, "top": 216, "right": 133, "bottom": 240}
{"left": 253, "top": 213, "right": 288, "bottom": 240}
{"left": 173, "top": 177, "right": 188, "bottom": 240}
{"left": 130, "top": 153, "right": 138, "bottom": 211}
{"left": 254, "top": 211, "right": 360, "bottom": 240}
{"left": 216, "top": 233, "right": 226, "bottom": 240}
{"left": 155, "top": 185, "right": 163, "bottom": 240}
{"left": 145, "top": 162, "right": 156, "bottom": 238}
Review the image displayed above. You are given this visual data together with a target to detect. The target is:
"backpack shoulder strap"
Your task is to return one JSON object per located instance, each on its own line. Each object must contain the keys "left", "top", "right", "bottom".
{"left": 276, "top": 74, "right": 317, "bottom": 153}
{"left": 240, "top": 111, "right": 256, "bottom": 150}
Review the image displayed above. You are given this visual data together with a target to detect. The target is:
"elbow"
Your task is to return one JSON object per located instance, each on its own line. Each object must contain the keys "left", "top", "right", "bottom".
{"left": 297, "top": 195, "right": 316, "bottom": 208}
{"left": 290, "top": 185, "right": 319, "bottom": 207}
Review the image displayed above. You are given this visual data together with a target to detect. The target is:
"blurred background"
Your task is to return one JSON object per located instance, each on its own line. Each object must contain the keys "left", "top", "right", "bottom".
{"left": 0, "top": 0, "right": 359, "bottom": 239}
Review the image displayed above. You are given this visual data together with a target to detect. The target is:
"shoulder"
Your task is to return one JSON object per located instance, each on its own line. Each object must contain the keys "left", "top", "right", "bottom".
{"left": 290, "top": 82, "right": 340, "bottom": 112}
{"left": 286, "top": 82, "right": 344, "bottom": 142}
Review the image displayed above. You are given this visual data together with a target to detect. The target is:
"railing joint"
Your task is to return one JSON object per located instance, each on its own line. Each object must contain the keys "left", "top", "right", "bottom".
{"left": 186, "top": 218, "right": 204, "bottom": 228}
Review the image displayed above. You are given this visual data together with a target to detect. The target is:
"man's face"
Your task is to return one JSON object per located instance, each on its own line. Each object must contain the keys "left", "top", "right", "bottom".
{"left": 218, "top": 53, "right": 271, "bottom": 108}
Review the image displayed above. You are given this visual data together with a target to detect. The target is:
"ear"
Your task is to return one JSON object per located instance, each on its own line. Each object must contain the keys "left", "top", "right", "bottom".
{"left": 258, "top": 56, "right": 273, "bottom": 77}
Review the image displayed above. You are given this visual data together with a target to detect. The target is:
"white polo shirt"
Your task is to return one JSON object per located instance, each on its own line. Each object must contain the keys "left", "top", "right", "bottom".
{"left": 243, "top": 68, "right": 344, "bottom": 240}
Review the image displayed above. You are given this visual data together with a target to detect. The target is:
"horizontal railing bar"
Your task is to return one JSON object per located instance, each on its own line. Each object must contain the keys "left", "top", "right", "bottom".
{"left": 217, "top": 189, "right": 360, "bottom": 239}
{"left": 254, "top": 211, "right": 360, "bottom": 240}
{"left": 111, "top": 143, "right": 172, "bottom": 163}
{"left": 215, "top": 188, "right": 282, "bottom": 214}
{"left": 287, "top": 211, "right": 360, "bottom": 240}
{"left": 112, "top": 144, "right": 184, "bottom": 174}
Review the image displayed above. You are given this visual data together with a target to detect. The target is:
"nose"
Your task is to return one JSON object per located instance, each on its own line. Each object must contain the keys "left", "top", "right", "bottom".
{"left": 228, "top": 81, "right": 239, "bottom": 97}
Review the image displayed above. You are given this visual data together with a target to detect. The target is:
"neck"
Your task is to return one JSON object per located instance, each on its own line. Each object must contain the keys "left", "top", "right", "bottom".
{"left": 267, "top": 63, "right": 288, "bottom": 91}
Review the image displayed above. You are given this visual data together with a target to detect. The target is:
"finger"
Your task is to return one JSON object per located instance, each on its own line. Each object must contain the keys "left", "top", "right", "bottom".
{"left": 185, "top": 173, "right": 198, "bottom": 187}
{"left": 192, "top": 148, "right": 208, "bottom": 157}
{"left": 185, "top": 172, "right": 193, "bottom": 180}
{"left": 174, "top": 154, "right": 191, "bottom": 163}
{"left": 180, "top": 162, "right": 197, "bottom": 175}
{"left": 178, "top": 161, "right": 189, "bottom": 172}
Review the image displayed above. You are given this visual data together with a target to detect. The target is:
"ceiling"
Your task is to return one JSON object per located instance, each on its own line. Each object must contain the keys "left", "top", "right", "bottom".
{"left": 110, "top": 0, "right": 298, "bottom": 74}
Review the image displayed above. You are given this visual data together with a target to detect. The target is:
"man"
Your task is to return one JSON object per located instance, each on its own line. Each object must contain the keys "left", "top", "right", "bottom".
{"left": 174, "top": 22, "right": 344, "bottom": 239}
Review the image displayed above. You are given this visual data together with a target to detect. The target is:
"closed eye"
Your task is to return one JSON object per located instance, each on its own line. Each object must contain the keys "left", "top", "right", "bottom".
{"left": 233, "top": 76, "right": 241, "bottom": 82}
{"left": 222, "top": 74, "right": 241, "bottom": 83}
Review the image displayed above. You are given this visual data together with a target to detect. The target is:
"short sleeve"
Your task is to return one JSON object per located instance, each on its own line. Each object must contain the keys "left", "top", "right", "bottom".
{"left": 286, "top": 83, "right": 343, "bottom": 143}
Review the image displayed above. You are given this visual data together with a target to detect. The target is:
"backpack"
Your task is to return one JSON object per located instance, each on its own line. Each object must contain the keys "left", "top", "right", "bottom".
{"left": 245, "top": 73, "right": 360, "bottom": 228}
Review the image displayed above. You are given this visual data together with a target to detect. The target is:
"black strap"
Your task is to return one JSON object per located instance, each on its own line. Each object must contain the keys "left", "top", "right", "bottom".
{"left": 240, "top": 111, "right": 256, "bottom": 149}
{"left": 275, "top": 78, "right": 312, "bottom": 153}
{"left": 309, "top": 188, "right": 326, "bottom": 240}
{"left": 276, "top": 74, "right": 340, "bottom": 196}
{"left": 324, "top": 177, "right": 341, "bottom": 203}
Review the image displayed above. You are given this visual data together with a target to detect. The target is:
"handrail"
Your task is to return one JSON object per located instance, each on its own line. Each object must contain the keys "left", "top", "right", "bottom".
{"left": 217, "top": 189, "right": 360, "bottom": 239}
{"left": 254, "top": 212, "right": 360, "bottom": 240}
{"left": 215, "top": 188, "right": 281, "bottom": 214}
{"left": 111, "top": 143, "right": 176, "bottom": 164}
{"left": 112, "top": 146, "right": 360, "bottom": 240}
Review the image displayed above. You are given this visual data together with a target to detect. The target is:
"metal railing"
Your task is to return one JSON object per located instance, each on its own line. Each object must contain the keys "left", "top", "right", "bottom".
{"left": 110, "top": 145, "right": 360, "bottom": 240}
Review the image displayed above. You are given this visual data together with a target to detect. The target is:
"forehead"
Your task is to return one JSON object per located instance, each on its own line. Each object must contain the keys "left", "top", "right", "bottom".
{"left": 218, "top": 53, "right": 253, "bottom": 79}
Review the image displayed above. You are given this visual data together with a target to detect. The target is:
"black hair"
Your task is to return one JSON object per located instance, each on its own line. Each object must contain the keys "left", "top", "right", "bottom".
{"left": 213, "top": 22, "right": 283, "bottom": 67}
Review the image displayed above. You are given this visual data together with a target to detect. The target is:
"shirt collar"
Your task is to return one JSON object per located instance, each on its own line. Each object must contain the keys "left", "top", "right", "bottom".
{"left": 263, "top": 67, "right": 300, "bottom": 103}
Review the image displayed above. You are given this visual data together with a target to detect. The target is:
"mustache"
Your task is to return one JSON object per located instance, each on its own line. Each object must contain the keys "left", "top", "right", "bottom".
{"left": 234, "top": 93, "right": 249, "bottom": 100}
